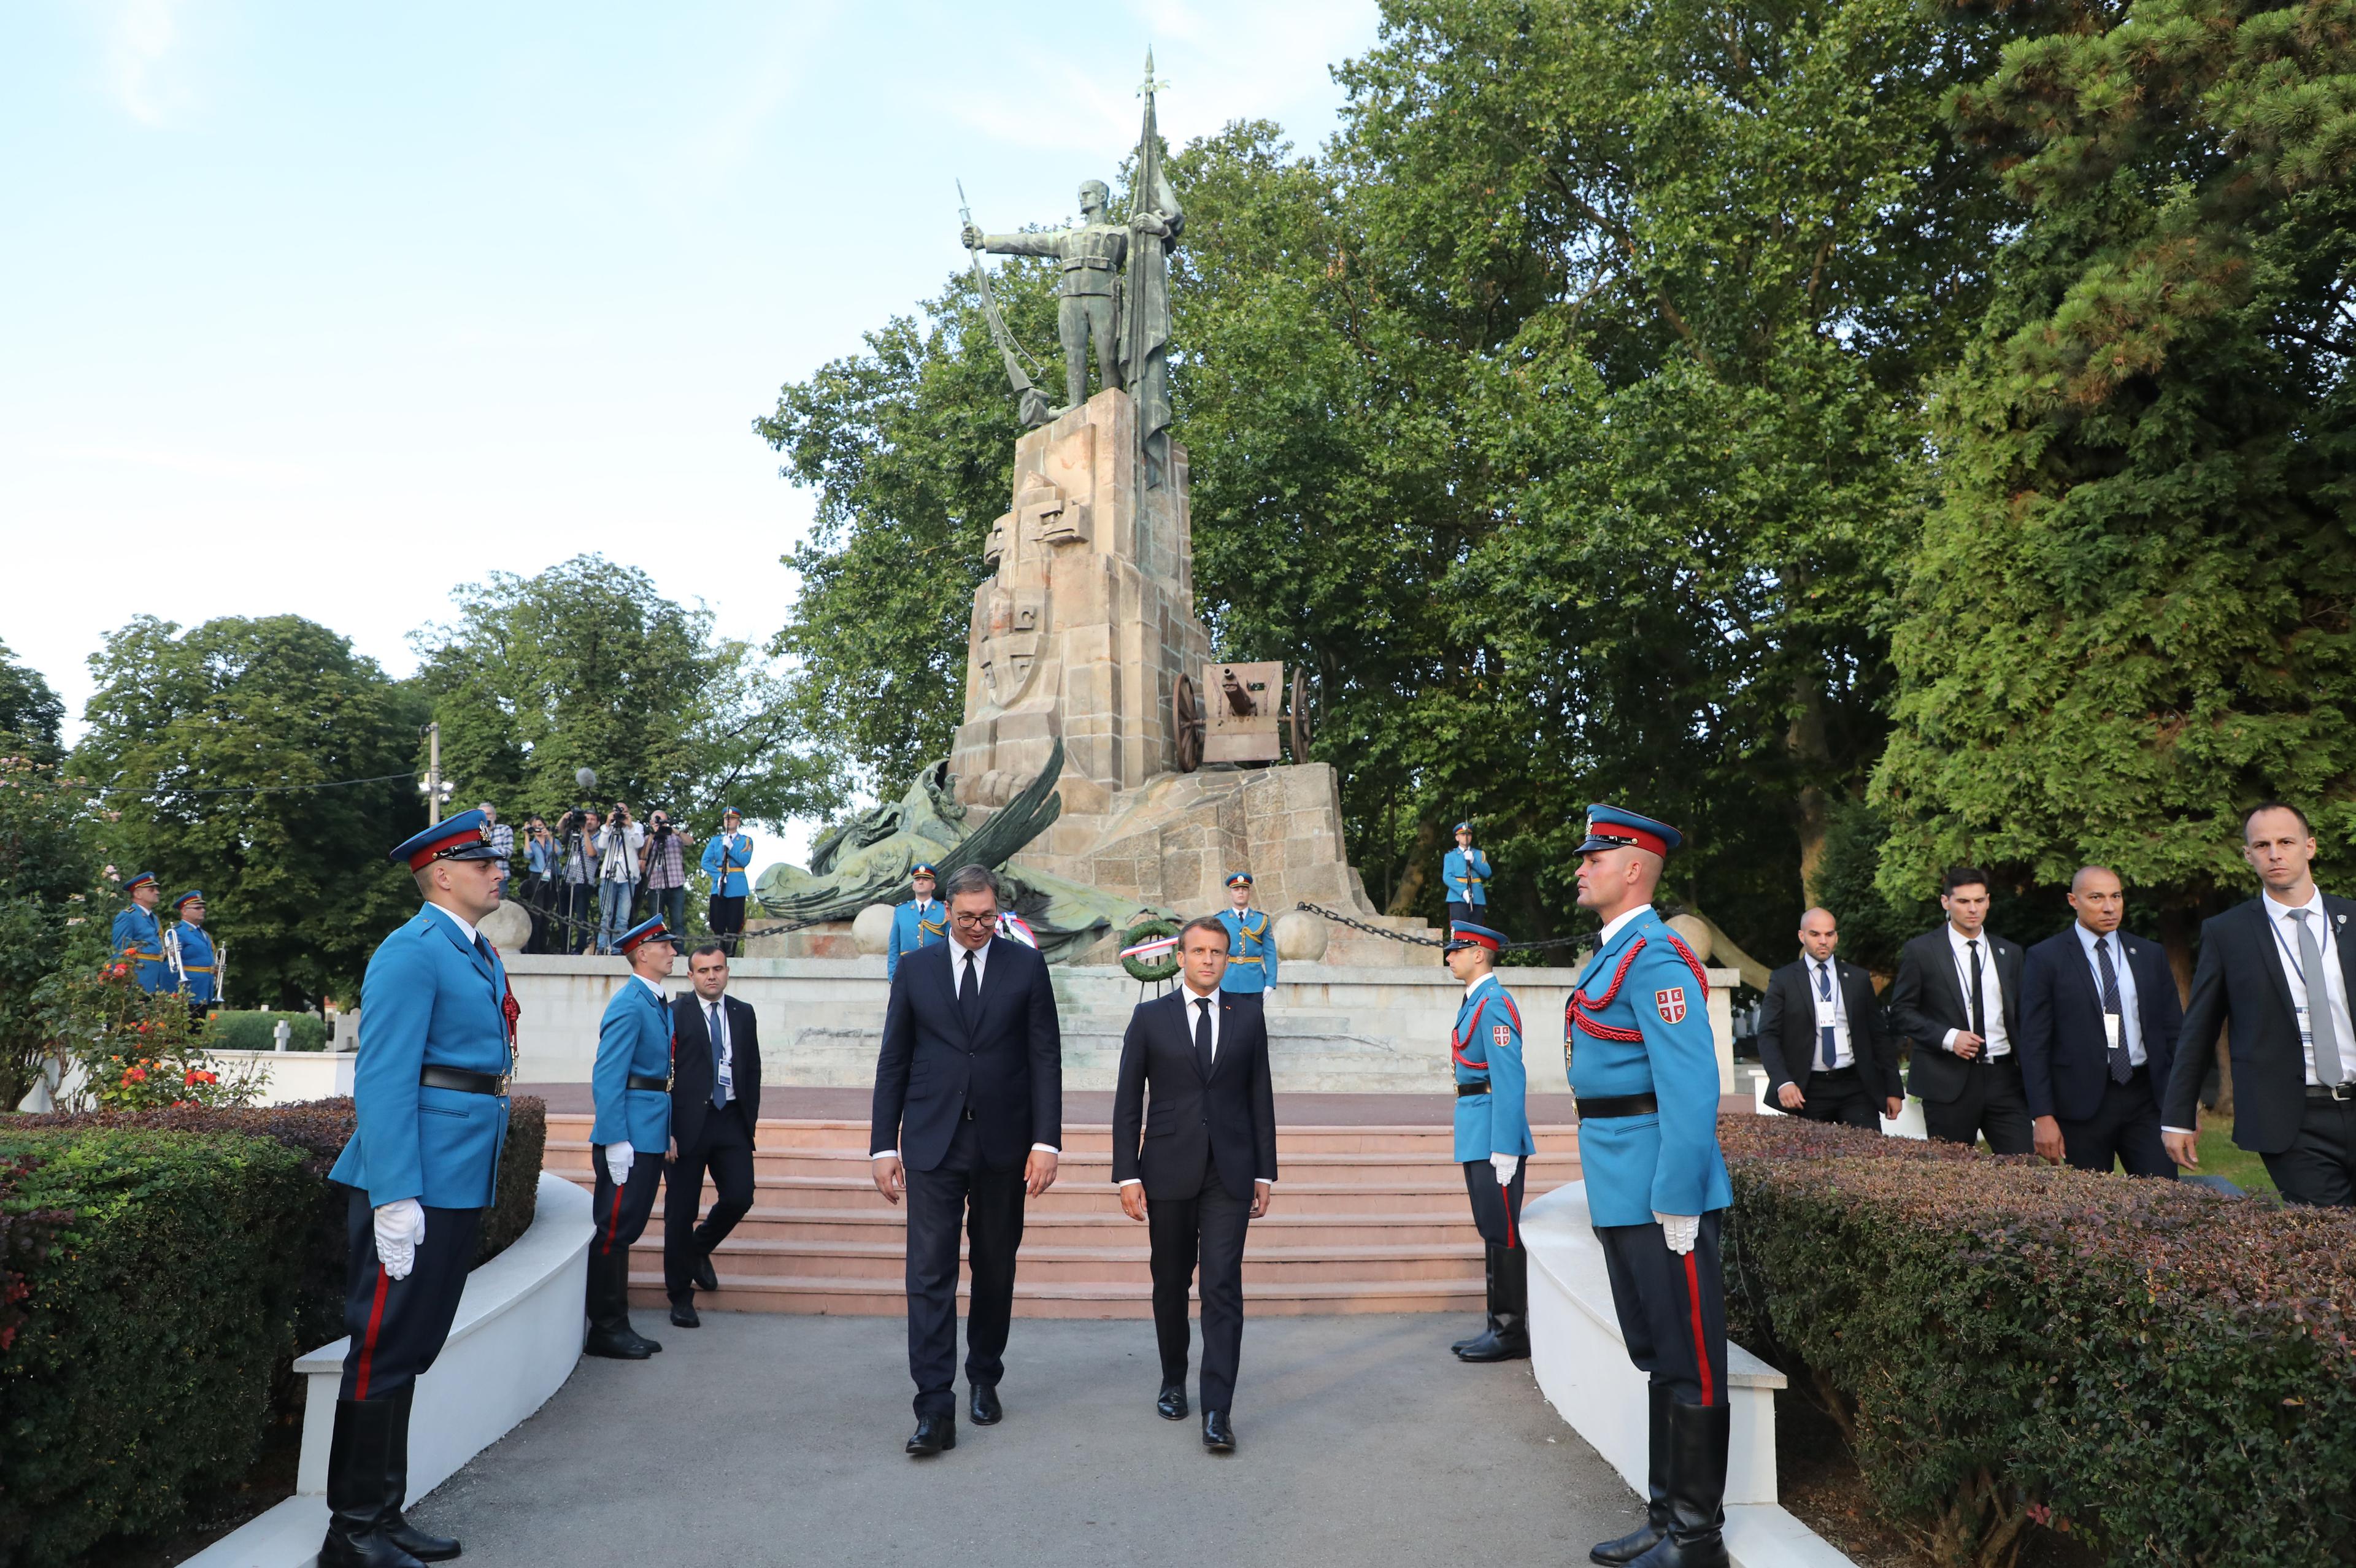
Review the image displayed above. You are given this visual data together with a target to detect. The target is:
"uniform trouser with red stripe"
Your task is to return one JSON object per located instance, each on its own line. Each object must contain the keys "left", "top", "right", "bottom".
{"left": 337, "top": 1188, "right": 483, "bottom": 1402}
{"left": 1461, "top": 1158, "right": 1529, "bottom": 1248}
{"left": 1596, "top": 1210, "right": 1728, "bottom": 1408}
{"left": 590, "top": 1146, "right": 667, "bottom": 1318}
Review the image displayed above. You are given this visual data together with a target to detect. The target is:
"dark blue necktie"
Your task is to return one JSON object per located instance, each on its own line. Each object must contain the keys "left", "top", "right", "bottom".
{"left": 1815, "top": 961, "right": 1836, "bottom": 1072}
{"left": 2095, "top": 937, "right": 2130, "bottom": 1084}
{"left": 1195, "top": 997, "right": 1214, "bottom": 1078}
{"left": 959, "top": 951, "right": 981, "bottom": 1028}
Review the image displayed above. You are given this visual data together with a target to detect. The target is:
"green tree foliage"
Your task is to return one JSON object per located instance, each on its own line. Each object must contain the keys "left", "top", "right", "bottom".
{"left": 755, "top": 262, "right": 1063, "bottom": 793}
{"left": 72, "top": 616, "right": 429, "bottom": 1009}
{"left": 1874, "top": 0, "right": 2356, "bottom": 959}
{"left": 410, "top": 554, "right": 841, "bottom": 831}
{"left": 0, "top": 758, "right": 100, "bottom": 1109}
{"left": 0, "top": 640, "right": 64, "bottom": 763}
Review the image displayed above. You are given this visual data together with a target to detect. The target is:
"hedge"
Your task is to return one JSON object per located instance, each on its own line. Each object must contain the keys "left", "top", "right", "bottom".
{"left": 199, "top": 1011, "right": 330, "bottom": 1053}
{"left": 1720, "top": 1116, "right": 2356, "bottom": 1568}
{"left": 1, "top": 1099, "right": 546, "bottom": 1566}
{"left": 0, "top": 1129, "right": 314, "bottom": 1568}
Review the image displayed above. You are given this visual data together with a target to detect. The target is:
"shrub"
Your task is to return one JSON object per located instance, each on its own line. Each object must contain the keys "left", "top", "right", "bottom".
{"left": 1720, "top": 1116, "right": 2356, "bottom": 1568}
{"left": 0, "top": 1128, "right": 314, "bottom": 1568}
{"left": 0, "top": 1155, "right": 69, "bottom": 1355}
{"left": 201, "top": 1010, "right": 331, "bottom": 1053}
{"left": 57, "top": 957, "right": 264, "bottom": 1111}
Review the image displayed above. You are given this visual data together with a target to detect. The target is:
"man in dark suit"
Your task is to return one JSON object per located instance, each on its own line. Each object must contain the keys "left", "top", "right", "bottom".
{"left": 1888, "top": 867, "right": 2033, "bottom": 1155}
{"left": 2017, "top": 867, "right": 2181, "bottom": 1177}
{"left": 870, "top": 864, "right": 1063, "bottom": 1456}
{"left": 2165, "top": 804, "right": 2356, "bottom": 1206}
{"left": 1112, "top": 915, "right": 1277, "bottom": 1454}
{"left": 1756, "top": 907, "right": 1901, "bottom": 1131}
{"left": 664, "top": 941, "right": 762, "bottom": 1328}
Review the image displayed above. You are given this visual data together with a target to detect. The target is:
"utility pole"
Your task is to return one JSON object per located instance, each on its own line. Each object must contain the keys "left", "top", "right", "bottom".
{"left": 418, "top": 722, "right": 453, "bottom": 823}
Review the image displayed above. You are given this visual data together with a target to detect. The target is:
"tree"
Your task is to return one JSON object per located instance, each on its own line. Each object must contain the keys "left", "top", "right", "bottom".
{"left": 409, "top": 554, "right": 841, "bottom": 830}
{"left": 0, "top": 756, "right": 101, "bottom": 1108}
{"left": 72, "top": 616, "right": 430, "bottom": 1009}
{"left": 1874, "top": 0, "right": 2356, "bottom": 986}
{"left": 0, "top": 640, "right": 63, "bottom": 763}
{"left": 755, "top": 261, "right": 1064, "bottom": 795}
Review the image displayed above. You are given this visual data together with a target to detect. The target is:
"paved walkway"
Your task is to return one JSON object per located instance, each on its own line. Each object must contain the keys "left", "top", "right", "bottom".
{"left": 416, "top": 1312, "right": 1636, "bottom": 1567}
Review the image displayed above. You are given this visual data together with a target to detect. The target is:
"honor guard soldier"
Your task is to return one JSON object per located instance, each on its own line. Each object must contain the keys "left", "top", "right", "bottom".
{"left": 112, "top": 871, "right": 172, "bottom": 993}
{"left": 1565, "top": 806, "right": 1733, "bottom": 1568}
{"left": 1444, "top": 823, "right": 1492, "bottom": 930}
{"left": 887, "top": 862, "right": 949, "bottom": 983}
{"left": 170, "top": 891, "right": 219, "bottom": 1020}
{"left": 587, "top": 916, "right": 677, "bottom": 1360}
{"left": 1444, "top": 920, "right": 1535, "bottom": 1362}
{"left": 322, "top": 809, "right": 516, "bottom": 1568}
{"left": 1217, "top": 872, "right": 1277, "bottom": 999}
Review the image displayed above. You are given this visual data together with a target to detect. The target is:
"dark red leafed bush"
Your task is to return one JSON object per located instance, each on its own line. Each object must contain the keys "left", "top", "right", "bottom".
{"left": 1719, "top": 1116, "right": 2356, "bottom": 1568}
{"left": 0, "top": 1155, "right": 69, "bottom": 1355}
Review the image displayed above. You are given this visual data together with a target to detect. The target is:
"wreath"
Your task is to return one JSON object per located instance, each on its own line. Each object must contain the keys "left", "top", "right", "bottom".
{"left": 1118, "top": 918, "right": 1182, "bottom": 983}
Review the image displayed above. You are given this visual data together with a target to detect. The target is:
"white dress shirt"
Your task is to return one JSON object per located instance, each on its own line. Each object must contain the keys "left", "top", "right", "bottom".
{"left": 2072, "top": 923, "right": 2145, "bottom": 1068}
{"left": 631, "top": 973, "right": 665, "bottom": 1003}
{"left": 874, "top": 937, "right": 1058, "bottom": 1159}
{"left": 1805, "top": 956, "right": 1853, "bottom": 1069}
{"left": 1597, "top": 904, "right": 1648, "bottom": 953}
{"left": 426, "top": 902, "right": 482, "bottom": 947}
{"left": 1944, "top": 923, "right": 2011, "bottom": 1058}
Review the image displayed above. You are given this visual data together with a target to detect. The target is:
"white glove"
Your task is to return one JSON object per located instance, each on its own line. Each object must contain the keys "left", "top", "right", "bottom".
{"left": 1655, "top": 1211, "right": 1700, "bottom": 1255}
{"left": 373, "top": 1199, "right": 425, "bottom": 1281}
{"left": 606, "top": 1140, "right": 635, "bottom": 1186}
{"left": 1490, "top": 1153, "right": 1520, "bottom": 1185}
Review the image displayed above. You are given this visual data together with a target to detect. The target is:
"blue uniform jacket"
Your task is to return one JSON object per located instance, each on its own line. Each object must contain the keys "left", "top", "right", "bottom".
{"left": 591, "top": 978, "right": 674, "bottom": 1150}
{"left": 1564, "top": 907, "right": 1730, "bottom": 1227}
{"left": 175, "top": 924, "right": 218, "bottom": 1005}
{"left": 1453, "top": 972, "right": 1536, "bottom": 1163}
{"left": 1218, "top": 908, "right": 1277, "bottom": 993}
{"left": 699, "top": 833, "right": 753, "bottom": 898}
{"left": 887, "top": 898, "right": 948, "bottom": 982}
{"left": 1444, "top": 848, "right": 1492, "bottom": 907}
{"left": 329, "top": 908, "right": 515, "bottom": 1210}
{"left": 112, "top": 906, "right": 171, "bottom": 993}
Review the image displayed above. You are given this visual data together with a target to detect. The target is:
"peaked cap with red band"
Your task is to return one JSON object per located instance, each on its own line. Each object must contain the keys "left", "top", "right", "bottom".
{"left": 1444, "top": 920, "right": 1505, "bottom": 954}
{"left": 122, "top": 870, "right": 159, "bottom": 893}
{"left": 1574, "top": 804, "right": 1683, "bottom": 860}
{"left": 616, "top": 917, "right": 676, "bottom": 956}
{"left": 389, "top": 808, "right": 503, "bottom": 871}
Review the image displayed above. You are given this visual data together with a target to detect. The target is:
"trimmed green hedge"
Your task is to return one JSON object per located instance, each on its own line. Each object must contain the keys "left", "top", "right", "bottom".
{"left": 0, "top": 1129, "right": 314, "bottom": 1568}
{"left": 200, "top": 1011, "right": 330, "bottom": 1053}
{"left": 2, "top": 1099, "right": 547, "bottom": 1566}
{"left": 1721, "top": 1116, "right": 2356, "bottom": 1568}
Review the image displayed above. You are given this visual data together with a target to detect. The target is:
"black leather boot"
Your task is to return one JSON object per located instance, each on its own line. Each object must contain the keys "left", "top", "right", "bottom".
{"left": 1590, "top": 1383, "right": 1671, "bottom": 1564}
{"left": 1450, "top": 1242, "right": 1500, "bottom": 1355}
{"left": 1627, "top": 1401, "right": 1730, "bottom": 1568}
{"left": 1454, "top": 1244, "right": 1531, "bottom": 1362}
{"left": 584, "top": 1250, "right": 658, "bottom": 1359}
{"left": 382, "top": 1384, "right": 461, "bottom": 1561}
{"left": 318, "top": 1397, "right": 427, "bottom": 1568}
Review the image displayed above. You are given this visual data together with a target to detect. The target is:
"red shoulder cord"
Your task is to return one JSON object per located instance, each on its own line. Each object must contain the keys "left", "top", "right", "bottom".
{"left": 1451, "top": 991, "right": 1526, "bottom": 1071}
{"left": 1566, "top": 937, "right": 1649, "bottom": 1044}
{"left": 1662, "top": 931, "right": 1711, "bottom": 991}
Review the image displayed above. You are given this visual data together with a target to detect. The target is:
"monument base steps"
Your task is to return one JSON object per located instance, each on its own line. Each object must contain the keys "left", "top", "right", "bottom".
{"left": 544, "top": 1113, "right": 1579, "bottom": 1318}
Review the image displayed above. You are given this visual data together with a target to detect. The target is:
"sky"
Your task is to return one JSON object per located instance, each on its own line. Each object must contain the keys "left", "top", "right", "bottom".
{"left": 0, "top": 1, "right": 1381, "bottom": 851}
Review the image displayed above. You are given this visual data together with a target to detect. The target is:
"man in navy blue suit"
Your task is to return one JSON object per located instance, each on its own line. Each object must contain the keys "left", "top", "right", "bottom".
{"left": 2018, "top": 866, "right": 2182, "bottom": 1177}
{"left": 870, "top": 864, "right": 1063, "bottom": 1457}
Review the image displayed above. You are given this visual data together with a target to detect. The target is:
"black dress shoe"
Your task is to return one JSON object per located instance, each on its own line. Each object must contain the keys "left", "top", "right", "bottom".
{"left": 905, "top": 1412, "right": 957, "bottom": 1456}
{"left": 693, "top": 1253, "right": 720, "bottom": 1293}
{"left": 669, "top": 1300, "right": 701, "bottom": 1329}
{"left": 1202, "top": 1409, "right": 1236, "bottom": 1452}
{"left": 1156, "top": 1384, "right": 1188, "bottom": 1421}
{"left": 583, "top": 1327, "right": 653, "bottom": 1361}
{"left": 969, "top": 1384, "right": 1003, "bottom": 1425}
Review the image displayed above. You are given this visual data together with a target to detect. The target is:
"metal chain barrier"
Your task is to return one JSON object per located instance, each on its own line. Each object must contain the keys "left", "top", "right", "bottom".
{"left": 513, "top": 886, "right": 836, "bottom": 956}
{"left": 1293, "top": 901, "right": 1592, "bottom": 954}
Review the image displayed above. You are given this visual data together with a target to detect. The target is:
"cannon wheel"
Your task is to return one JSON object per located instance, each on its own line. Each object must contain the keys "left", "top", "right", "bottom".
{"left": 1288, "top": 667, "right": 1314, "bottom": 763}
{"left": 1174, "top": 673, "right": 1203, "bottom": 772}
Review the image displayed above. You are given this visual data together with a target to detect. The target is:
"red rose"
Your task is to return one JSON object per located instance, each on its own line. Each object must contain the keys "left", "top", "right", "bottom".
{"left": 123, "top": 1067, "right": 147, "bottom": 1083}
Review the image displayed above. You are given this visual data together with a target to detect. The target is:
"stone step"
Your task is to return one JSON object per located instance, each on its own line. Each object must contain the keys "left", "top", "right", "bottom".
{"left": 618, "top": 1205, "right": 1491, "bottom": 1249}
{"left": 543, "top": 1115, "right": 1582, "bottom": 1158}
{"left": 562, "top": 1169, "right": 1495, "bottom": 1215}
{"left": 615, "top": 1233, "right": 1482, "bottom": 1285}
{"left": 547, "top": 1140, "right": 1576, "bottom": 1187}
{"left": 628, "top": 1272, "right": 1482, "bottom": 1318}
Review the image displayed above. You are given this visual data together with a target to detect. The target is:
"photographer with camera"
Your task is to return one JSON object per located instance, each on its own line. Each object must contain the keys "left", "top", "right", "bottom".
{"left": 520, "top": 815, "right": 558, "bottom": 952}
{"left": 641, "top": 809, "right": 690, "bottom": 937}
{"left": 557, "top": 807, "right": 602, "bottom": 955}
{"left": 596, "top": 801, "right": 646, "bottom": 955}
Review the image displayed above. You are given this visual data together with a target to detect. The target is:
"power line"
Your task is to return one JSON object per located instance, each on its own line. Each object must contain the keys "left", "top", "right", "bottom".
{"left": 94, "top": 771, "right": 418, "bottom": 799}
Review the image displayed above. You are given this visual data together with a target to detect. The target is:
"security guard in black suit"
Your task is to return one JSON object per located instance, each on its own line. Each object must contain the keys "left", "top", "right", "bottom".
{"left": 1888, "top": 867, "right": 2031, "bottom": 1154}
{"left": 665, "top": 940, "right": 763, "bottom": 1326}
{"left": 1756, "top": 908, "right": 1901, "bottom": 1131}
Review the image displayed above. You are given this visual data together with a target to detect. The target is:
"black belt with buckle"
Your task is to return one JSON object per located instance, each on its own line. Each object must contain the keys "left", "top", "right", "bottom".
{"left": 626, "top": 1073, "right": 669, "bottom": 1092}
{"left": 1457, "top": 1082, "right": 1489, "bottom": 1097}
{"left": 1575, "top": 1093, "right": 1658, "bottom": 1120}
{"left": 2308, "top": 1082, "right": 2356, "bottom": 1103}
{"left": 420, "top": 1066, "right": 510, "bottom": 1096}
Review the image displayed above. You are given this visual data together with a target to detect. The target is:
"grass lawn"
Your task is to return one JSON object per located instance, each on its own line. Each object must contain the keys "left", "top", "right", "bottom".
{"left": 2185, "top": 1112, "right": 2278, "bottom": 1198}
